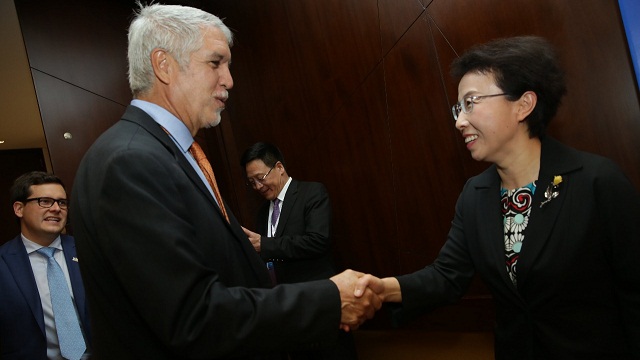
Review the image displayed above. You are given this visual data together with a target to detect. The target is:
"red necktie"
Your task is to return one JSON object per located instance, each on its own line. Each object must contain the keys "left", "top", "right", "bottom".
{"left": 189, "top": 141, "right": 230, "bottom": 223}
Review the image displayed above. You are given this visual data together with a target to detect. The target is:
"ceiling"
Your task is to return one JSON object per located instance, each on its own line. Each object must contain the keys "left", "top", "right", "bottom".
{"left": 1, "top": 0, "right": 51, "bottom": 167}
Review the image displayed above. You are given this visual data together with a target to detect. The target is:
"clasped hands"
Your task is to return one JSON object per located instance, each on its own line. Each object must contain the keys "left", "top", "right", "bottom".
{"left": 330, "top": 270, "right": 400, "bottom": 331}
{"left": 241, "top": 226, "right": 394, "bottom": 330}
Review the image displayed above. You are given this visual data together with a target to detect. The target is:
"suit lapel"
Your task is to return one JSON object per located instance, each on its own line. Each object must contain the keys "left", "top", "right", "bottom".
{"left": 275, "top": 179, "right": 298, "bottom": 237}
{"left": 122, "top": 106, "right": 229, "bottom": 229}
{"left": 474, "top": 169, "right": 521, "bottom": 296}
{"left": 122, "top": 106, "right": 270, "bottom": 286}
{"left": 2, "top": 237, "right": 46, "bottom": 336}
{"left": 257, "top": 202, "right": 269, "bottom": 235}
{"left": 228, "top": 212, "right": 272, "bottom": 287}
{"left": 514, "top": 137, "right": 582, "bottom": 289}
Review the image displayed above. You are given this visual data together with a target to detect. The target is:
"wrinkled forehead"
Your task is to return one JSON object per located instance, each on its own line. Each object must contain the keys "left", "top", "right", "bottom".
{"left": 201, "top": 26, "right": 231, "bottom": 53}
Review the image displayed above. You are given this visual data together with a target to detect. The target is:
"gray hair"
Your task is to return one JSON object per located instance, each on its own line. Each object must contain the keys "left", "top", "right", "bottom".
{"left": 127, "top": 3, "right": 233, "bottom": 96}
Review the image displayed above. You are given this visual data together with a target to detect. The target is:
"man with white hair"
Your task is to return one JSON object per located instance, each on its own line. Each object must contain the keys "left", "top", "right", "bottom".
{"left": 72, "top": 4, "right": 380, "bottom": 359}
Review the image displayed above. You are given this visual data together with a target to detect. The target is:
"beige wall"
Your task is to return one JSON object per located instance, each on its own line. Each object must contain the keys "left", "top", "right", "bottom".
{"left": 0, "top": 0, "right": 51, "bottom": 170}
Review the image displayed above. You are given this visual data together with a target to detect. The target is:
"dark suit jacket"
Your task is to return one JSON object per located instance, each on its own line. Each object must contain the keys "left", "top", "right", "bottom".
{"left": 257, "top": 180, "right": 336, "bottom": 283}
{"left": 0, "top": 234, "right": 90, "bottom": 360}
{"left": 71, "top": 105, "right": 340, "bottom": 359}
{"left": 395, "top": 137, "right": 640, "bottom": 359}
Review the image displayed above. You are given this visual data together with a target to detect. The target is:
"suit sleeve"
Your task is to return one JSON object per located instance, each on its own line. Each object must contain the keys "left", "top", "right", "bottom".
{"left": 75, "top": 147, "right": 341, "bottom": 357}
{"left": 594, "top": 158, "right": 640, "bottom": 354}
{"left": 261, "top": 183, "right": 332, "bottom": 260}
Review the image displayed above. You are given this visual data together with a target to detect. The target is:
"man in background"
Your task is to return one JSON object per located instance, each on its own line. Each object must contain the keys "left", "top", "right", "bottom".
{"left": 0, "top": 171, "right": 90, "bottom": 360}
{"left": 241, "top": 141, "right": 358, "bottom": 359}
{"left": 71, "top": 4, "right": 379, "bottom": 359}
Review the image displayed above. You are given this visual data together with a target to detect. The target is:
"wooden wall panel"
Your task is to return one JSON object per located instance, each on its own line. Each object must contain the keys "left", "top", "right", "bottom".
{"left": 14, "top": 0, "right": 134, "bottom": 193}
{"left": 310, "top": 64, "right": 397, "bottom": 276}
{"left": 31, "top": 70, "right": 125, "bottom": 193}
{"left": 208, "top": 0, "right": 640, "bottom": 331}
{"left": 11, "top": 0, "right": 639, "bottom": 334}
{"left": 282, "top": 0, "right": 382, "bottom": 126}
{"left": 15, "top": 0, "right": 132, "bottom": 105}
{"left": 378, "top": 0, "right": 426, "bottom": 54}
{"left": 220, "top": 0, "right": 383, "bottom": 143}
{"left": 384, "top": 15, "right": 468, "bottom": 271}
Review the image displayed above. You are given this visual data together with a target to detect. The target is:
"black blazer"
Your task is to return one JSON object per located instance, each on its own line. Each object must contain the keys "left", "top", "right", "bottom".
{"left": 396, "top": 137, "right": 640, "bottom": 359}
{"left": 257, "top": 180, "right": 336, "bottom": 283}
{"left": 0, "top": 235, "right": 90, "bottom": 360}
{"left": 71, "top": 105, "right": 341, "bottom": 359}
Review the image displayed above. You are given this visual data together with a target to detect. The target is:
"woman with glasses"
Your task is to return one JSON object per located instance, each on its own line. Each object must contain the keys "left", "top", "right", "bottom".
{"left": 356, "top": 36, "right": 640, "bottom": 358}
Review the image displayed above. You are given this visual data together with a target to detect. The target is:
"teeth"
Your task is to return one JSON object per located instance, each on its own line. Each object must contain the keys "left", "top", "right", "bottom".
{"left": 465, "top": 135, "right": 478, "bottom": 144}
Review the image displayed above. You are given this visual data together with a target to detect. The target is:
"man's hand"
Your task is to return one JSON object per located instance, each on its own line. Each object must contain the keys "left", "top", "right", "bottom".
{"left": 241, "top": 226, "right": 261, "bottom": 252}
{"left": 330, "top": 269, "right": 383, "bottom": 332}
{"left": 354, "top": 274, "right": 402, "bottom": 303}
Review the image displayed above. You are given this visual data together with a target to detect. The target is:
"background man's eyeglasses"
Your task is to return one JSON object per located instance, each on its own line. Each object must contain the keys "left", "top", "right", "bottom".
{"left": 246, "top": 166, "right": 275, "bottom": 187}
{"left": 24, "top": 197, "right": 69, "bottom": 209}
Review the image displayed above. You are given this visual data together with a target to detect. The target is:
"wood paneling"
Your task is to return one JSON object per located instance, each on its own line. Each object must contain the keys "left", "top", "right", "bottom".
{"left": 12, "top": 0, "right": 639, "bottom": 333}
{"left": 14, "top": 0, "right": 132, "bottom": 105}
{"left": 31, "top": 70, "right": 125, "bottom": 193}
{"left": 14, "top": 0, "right": 135, "bottom": 193}
{"left": 312, "top": 64, "right": 397, "bottom": 276}
{"left": 384, "top": 14, "right": 468, "bottom": 271}
{"left": 378, "top": 0, "right": 426, "bottom": 55}
{"left": 207, "top": 0, "right": 640, "bottom": 331}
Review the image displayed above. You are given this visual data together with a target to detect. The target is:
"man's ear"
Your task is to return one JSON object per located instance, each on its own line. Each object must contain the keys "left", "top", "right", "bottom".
{"left": 151, "top": 49, "right": 171, "bottom": 85}
{"left": 13, "top": 201, "right": 24, "bottom": 218}
{"left": 517, "top": 91, "right": 537, "bottom": 122}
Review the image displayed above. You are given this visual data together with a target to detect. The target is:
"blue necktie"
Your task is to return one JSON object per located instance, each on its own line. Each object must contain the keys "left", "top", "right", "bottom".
{"left": 37, "top": 247, "right": 86, "bottom": 360}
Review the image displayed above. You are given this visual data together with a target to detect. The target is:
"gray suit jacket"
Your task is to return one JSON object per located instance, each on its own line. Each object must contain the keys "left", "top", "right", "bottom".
{"left": 72, "top": 105, "right": 341, "bottom": 359}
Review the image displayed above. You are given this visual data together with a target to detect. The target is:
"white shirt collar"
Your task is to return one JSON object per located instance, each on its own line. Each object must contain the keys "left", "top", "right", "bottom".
{"left": 22, "top": 235, "right": 62, "bottom": 255}
{"left": 130, "top": 99, "right": 194, "bottom": 153}
{"left": 275, "top": 177, "right": 293, "bottom": 202}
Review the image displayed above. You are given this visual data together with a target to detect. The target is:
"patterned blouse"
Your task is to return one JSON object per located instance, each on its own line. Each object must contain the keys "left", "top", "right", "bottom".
{"left": 501, "top": 182, "right": 536, "bottom": 286}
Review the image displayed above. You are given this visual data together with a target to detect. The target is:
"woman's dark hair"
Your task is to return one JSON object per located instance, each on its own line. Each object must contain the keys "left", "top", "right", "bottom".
{"left": 451, "top": 36, "right": 567, "bottom": 138}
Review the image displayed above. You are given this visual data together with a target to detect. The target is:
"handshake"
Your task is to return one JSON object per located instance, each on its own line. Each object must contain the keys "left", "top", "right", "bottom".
{"left": 329, "top": 269, "right": 401, "bottom": 331}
